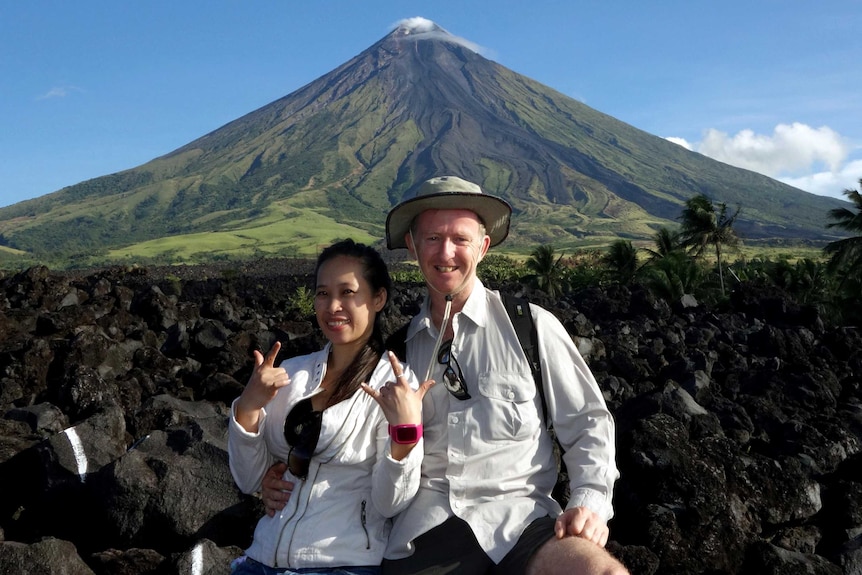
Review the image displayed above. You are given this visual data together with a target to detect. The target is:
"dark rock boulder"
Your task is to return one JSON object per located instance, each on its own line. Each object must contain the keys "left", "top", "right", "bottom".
{"left": 0, "top": 537, "right": 96, "bottom": 575}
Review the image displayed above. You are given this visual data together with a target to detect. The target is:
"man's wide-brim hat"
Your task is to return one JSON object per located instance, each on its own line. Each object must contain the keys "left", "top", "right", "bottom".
{"left": 385, "top": 176, "right": 512, "bottom": 250}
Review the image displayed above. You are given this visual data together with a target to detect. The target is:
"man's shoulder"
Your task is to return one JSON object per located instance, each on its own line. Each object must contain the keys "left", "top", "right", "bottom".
{"left": 492, "top": 291, "right": 569, "bottom": 340}
{"left": 490, "top": 289, "right": 554, "bottom": 317}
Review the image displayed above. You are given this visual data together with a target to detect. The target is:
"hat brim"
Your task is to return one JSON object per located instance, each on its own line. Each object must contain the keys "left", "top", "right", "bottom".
{"left": 385, "top": 191, "right": 512, "bottom": 250}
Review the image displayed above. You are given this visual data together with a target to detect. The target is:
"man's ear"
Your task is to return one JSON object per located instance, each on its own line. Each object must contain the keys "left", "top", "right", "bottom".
{"left": 477, "top": 234, "right": 491, "bottom": 262}
{"left": 405, "top": 232, "right": 417, "bottom": 259}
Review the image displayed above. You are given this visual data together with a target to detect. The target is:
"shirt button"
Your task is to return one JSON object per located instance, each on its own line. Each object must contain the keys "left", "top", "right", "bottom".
{"left": 507, "top": 391, "right": 515, "bottom": 399}
{"left": 449, "top": 415, "right": 459, "bottom": 424}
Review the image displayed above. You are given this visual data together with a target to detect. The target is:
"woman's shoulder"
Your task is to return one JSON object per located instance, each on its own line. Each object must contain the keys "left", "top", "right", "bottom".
{"left": 279, "top": 346, "right": 327, "bottom": 367}
{"left": 277, "top": 348, "right": 329, "bottom": 387}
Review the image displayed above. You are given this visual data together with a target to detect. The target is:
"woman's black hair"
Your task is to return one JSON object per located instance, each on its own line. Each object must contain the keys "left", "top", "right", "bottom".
{"left": 315, "top": 239, "right": 391, "bottom": 408}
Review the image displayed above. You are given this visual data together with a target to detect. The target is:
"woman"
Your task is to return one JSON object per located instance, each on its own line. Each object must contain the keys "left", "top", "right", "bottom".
{"left": 228, "top": 239, "right": 433, "bottom": 575}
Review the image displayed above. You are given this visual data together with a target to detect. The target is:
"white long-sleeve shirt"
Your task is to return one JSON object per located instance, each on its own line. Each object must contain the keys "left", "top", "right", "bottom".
{"left": 385, "top": 280, "right": 619, "bottom": 564}
{"left": 228, "top": 343, "right": 423, "bottom": 569}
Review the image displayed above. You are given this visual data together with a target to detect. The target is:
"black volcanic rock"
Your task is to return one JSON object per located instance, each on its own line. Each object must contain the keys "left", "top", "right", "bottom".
{"left": 0, "top": 261, "right": 860, "bottom": 574}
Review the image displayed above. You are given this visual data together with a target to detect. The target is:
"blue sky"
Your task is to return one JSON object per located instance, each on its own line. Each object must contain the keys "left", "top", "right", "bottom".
{"left": 2, "top": 1, "right": 860, "bottom": 209}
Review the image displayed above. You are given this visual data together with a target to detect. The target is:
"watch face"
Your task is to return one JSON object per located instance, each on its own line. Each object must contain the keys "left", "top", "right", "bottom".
{"left": 390, "top": 424, "right": 421, "bottom": 443}
{"left": 394, "top": 426, "right": 419, "bottom": 443}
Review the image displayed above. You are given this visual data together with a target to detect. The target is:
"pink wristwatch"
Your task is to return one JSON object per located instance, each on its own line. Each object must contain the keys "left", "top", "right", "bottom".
{"left": 388, "top": 424, "right": 423, "bottom": 444}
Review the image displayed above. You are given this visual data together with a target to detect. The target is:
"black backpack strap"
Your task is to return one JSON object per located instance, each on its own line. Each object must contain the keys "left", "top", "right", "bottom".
{"left": 503, "top": 294, "right": 567, "bottom": 506}
{"left": 501, "top": 293, "right": 548, "bottom": 428}
{"left": 385, "top": 322, "right": 410, "bottom": 363}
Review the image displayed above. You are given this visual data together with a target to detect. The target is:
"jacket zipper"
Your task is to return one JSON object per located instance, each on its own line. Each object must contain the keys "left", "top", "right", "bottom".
{"left": 361, "top": 500, "right": 370, "bottom": 549}
{"left": 273, "top": 476, "right": 305, "bottom": 567}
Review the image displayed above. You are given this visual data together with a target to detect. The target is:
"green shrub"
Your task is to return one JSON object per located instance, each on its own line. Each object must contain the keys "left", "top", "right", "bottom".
{"left": 479, "top": 254, "right": 523, "bottom": 283}
{"left": 390, "top": 269, "right": 425, "bottom": 283}
{"left": 289, "top": 286, "right": 315, "bottom": 317}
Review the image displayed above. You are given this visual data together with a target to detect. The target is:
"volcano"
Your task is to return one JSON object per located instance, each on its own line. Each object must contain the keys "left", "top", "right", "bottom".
{"left": 0, "top": 18, "right": 847, "bottom": 264}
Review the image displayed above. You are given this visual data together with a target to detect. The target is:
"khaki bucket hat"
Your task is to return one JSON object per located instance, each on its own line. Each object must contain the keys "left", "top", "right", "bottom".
{"left": 385, "top": 176, "right": 512, "bottom": 249}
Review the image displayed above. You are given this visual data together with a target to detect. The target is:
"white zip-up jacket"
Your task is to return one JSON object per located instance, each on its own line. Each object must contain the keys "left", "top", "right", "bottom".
{"left": 228, "top": 343, "right": 423, "bottom": 569}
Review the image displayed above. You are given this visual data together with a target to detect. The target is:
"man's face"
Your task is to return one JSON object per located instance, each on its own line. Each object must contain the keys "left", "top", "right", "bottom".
{"left": 406, "top": 208, "right": 490, "bottom": 298}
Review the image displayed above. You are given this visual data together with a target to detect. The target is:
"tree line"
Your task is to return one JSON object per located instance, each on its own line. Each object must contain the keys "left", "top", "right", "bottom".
{"left": 469, "top": 179, "right": 862, "bottom": 327}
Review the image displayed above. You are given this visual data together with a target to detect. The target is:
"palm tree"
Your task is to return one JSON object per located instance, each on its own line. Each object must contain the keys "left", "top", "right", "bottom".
{"left": 644, "top": 226, "right": 683, "bottom": 262}
{"left": 824, "top": 180, "right": 862, "bottom": 286}
{"left": 788, "top": 258, "right": 834, "bottom": 305}
{"left": 642, "top": 249, "right": 704, "bottom": 302}
{"left": 602, "top": 240, "right": 639, "bottom": 284}
{"left": 678, "top": 194, "right": 741, "bottom": 295}
{"left": 525, "top": 244, "right": 566, "bottom": 298}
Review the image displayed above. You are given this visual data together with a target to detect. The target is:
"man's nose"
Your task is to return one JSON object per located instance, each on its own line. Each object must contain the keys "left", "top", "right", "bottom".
{"left": 441, "top": 238, "right": 458, "bottom": 257}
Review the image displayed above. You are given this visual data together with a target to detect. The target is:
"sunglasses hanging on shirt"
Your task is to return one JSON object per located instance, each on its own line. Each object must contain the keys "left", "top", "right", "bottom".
{"left": 283, "top": 397, "right": 323, "bottom": 480}
{"left": 437, "top": 340, "right": 471, "bottom": 400}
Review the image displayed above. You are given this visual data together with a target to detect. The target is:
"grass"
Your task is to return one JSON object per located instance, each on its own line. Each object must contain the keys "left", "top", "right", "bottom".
{"left": 105, "top": 205, "right": 378, "bottom": 264}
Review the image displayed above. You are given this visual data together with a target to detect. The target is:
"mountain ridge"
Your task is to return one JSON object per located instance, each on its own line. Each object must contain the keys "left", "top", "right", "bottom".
{"left": 0, "top": 20, "right": 848, "bottom": 268}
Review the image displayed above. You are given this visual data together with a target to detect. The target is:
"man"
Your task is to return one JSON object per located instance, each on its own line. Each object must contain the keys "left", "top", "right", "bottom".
{"left": 263, "top": 176, "right": 628, "bottom": 574}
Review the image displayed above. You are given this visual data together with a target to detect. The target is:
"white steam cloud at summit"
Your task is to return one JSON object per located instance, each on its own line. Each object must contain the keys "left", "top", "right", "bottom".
{"left": 391, "top": 17, "right": 489, "bottom": 57}
{"left": 667, "top": 124, "right": 861, "bottom": 201}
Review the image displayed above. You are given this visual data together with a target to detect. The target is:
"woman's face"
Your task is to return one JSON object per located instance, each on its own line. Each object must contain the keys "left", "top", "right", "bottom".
{"left": 314, "top": 255, "right": 386, "bottom": 347}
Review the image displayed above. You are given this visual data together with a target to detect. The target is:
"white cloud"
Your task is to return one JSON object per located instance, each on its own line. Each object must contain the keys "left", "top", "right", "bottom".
{"left": 390, "top": 17, "right": 488, "bottom": 56}
{"left": 394, "top": 17, "right": 437, "bottom": 34}
{"left": 38, "top": 87, "right": 70, "bottom": 100}
{"left": 778, "top": 158, "right": 862, "bottom": 200}
{"left": 665, "top": 137, "right": 692, "bottom": 150}
{"left": 37, "top": 85, "right": 83, "bottom": 100}
{"left": 698, "top": 123, "right": 847, "bottom": 175}
{"left": 666, "top": 123, "right": 861, "bottom": 201}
